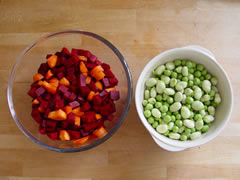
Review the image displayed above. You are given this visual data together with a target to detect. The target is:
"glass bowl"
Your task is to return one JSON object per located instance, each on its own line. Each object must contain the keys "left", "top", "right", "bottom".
{"left": 7, "top": 30, "right": 132, "bottom": 152}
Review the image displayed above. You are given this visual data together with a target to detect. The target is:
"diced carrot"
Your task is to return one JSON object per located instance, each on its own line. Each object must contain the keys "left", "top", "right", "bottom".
{"left": 73, "top": 136, "right": 89, "bottom": 144}
{"left": 48, "top": 109, "right": 67, "bottom": 120}
{"left": 49, "top": 77, "right": 59, "bottom": 84}
{"left": 72, "top": 107, "right": 85, "bottom": 117}
{"left": 78, "top": 56, "right": 87, "bottom": 61}
{"left": 95, "top": 92, "right": 99, "bottom": 96}
{"left": 38, "top": 106, "right": 45, "bottom": 113}
{"left": 32, "top": 98, "right": 40, "bottom": 104}
{"left": 59, "top": 130, "right": 70, "bottom": 141}
{"left": 93, "top": 127, "right": 107, "bottom": 138}
{"left": 50, "top": 82, "right": 59, "bottom": 88}
{"left": 33, "top": 73, "right": 44, "bottom": 82}
{"left": 87, "top": 91, "right": 95, "bottom": 101}
{"left": 80, "top": 61, "right": 88, "bottom": 73}
{"left": 86, "top": 76, "right": 92, "bottom": 85}
{"left": 42, "top": 81, "right": 57, "bottom": 94}
{"left": 38, "top": 80, "right": 44, "bottom": 86}
{"left": 47, "top": 55, "right": 57, "bottom": 68}
{"left": 105, "top": 87, "right": 116, "bottom": 92}
{"left": 94, "top": 71, "right": 105, "bottom": 81}
{"left": 60, "top": 77, "right": 70, "bottom": 86}
{"left": 64, "top": 105, "right": 72, "bottom": 114}
{"left": 95, "top": 114, "right": 102, "bottom": 120}
{"left": 95, "top": 81, "right": 103, "bottom": 91}
{"left": 90, "top": 65, "right": 104, "bottom": 77}
{"left": 45, "top": 70, "right": 54, "bottom": 79}
{"left": 74, "top": 116, "right": 81, "bottom": 126}
{"left": 82, "top": 72, "right": 88, "bottom": 76}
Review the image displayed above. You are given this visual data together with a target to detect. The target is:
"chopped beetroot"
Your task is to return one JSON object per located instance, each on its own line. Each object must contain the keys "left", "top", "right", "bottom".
{"left": 89, "top": 55, "right": 97, "bottom": 63}
{"left": 55, "top": 100, "right": 64, "bottom": 109}
{"left": 80, "top": 129, "right": 89, "bottom": 137}
{"left": 67, "top": 112, "right": 75, "bottom": 124}
{"left": 78, "top": 49, "right": 92, "bottom": 58}
{"left": 68, "top": 130, "right": 81, "bottom": 139}
{"left": 79, "top": 74, "right": 86, "bottom": 87}
{"left": 38, "top": 63, "right": 49, "bottom": 75}
{"left": 68, "top": 92, "right": 77, "bottom": 101}
{"left": 57, "top": 72, "right": 65, "bottom": 79}
{"left": 102, "top": 78, "right": 111, "bottom": 88}
{"left": 40, "top": 100, "right": 48, "bottom": 109}
{"left": 58, "top": 85, "right": 68, "bottom": 94}
{"left": 95, "top": 60, "right": 102, "bottom": 65}
{"left": 81, "top": 102, "right": 91, "bottom": 112}
{"left": 110, "top": 91, "right": 120, "bottom": 100}
{"left": 85, "top": 62, "right": 96, "bottom": 69}
{"left": 109, "top": 77, "right": 119, "bottom": 86}
{"left": 80, "top": 86, "right": 90, "bottom": 97}
{"left": 77, "top": 96, "right": 85, "bottom": 103}
{"left": 28, "top": 47, "right": 120, "bottom": 141}
{"left": 102, "top": 63, "right": 110, "bottom": 70}
{"left": 28, "top": 87, "right": 37, "bottom": 98}
{"left": 47, "top": 132, "right": 59, "bottom": 140}
{"left": 61, "top": 47, "right": 71, "bottom": 57}
{"left": 69, "top": 101, "right": 80, "bottom": 109}
{"left": 88, "top": 81, "right": 98, "bottom": 92}
{"left": 104, "top": 69, "right": 114, "bottom": 78}
{"left": 31, "top": 108, "right": 42, "bottom": 123}
{"left": 43, "top": 93, "right": 51, "bottom": 101}
{"left": 35, "top": 87, "right": 45, "bottom": 97}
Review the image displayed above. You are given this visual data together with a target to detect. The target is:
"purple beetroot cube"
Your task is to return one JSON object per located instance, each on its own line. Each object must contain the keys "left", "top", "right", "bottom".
{"left": 81, "top": 102, "right": 91, "bottom": 112}
{"left": 102, "top": 78, "right": 111, "bottom": 88}
{"left": 35, "top": 87, "right": 46, "bottom": 97}
{"left": 61, "top": 47, "right": 71, "bottom": 57}
{"left": 58, "top": 85, "right": 68, "bottom": 94}
{"left": 67, "top": 112, "right": 75, "bottom": 124}
{"left": 79, "top": 74, "right": 86, "bottom": 87}
{"left": 38, "top": 63, "right": 49, "bottom": 75}
{"left": 109, "top": 77, "right": 119, "bottom": 86}
{"left": 68, "top": 92, "right": 77, "bottom": 101}
{"left": 89, "top": 55, "right": 97, "bottom": 63}
{"left": 69, "top": 101, "right": 80, "bottom": 109}
{"left": 101, "top": 63, "right": 110, "bottom": 70}
{"left": 110, "top": 91, "right": 120, "bottom": 100}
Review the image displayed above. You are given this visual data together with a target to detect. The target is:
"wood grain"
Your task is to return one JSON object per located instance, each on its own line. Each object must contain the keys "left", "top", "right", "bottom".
{"left": 1, "top": 0, "right": 240, "bottom": 179}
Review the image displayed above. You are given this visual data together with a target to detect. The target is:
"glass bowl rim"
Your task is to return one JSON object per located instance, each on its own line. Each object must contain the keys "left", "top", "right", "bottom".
{"left": 7, "top": 30, "right": 133, "bottom": 153}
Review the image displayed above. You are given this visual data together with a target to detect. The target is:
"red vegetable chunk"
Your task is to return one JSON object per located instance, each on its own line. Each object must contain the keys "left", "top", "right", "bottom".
{"left": 28, "top": 87, "right": 37, "bottom": 98}
{"left": 67, "top": 112, "right": 75, "bottom": 124}
{"left": 81, "top": 111, "right": 96, "bottom": 123}
{"left": 89, "top": 55, "right": 97, "bottom": 63}
{"left": 109, "top": 77, "right": 118, "bottom": 86}
{"left": 35, "top": 87, "right": 46, "bottom": 97}
{"left": 79, "top": 74, "right": 86, "bottom": 87}
{"left": 110, "top": 91, "right": 120, "bottom": 101}
{"left": 61, "top": 47, "right": 71, "bottom": 57}
{"left": 102, "top": 78, "right": 111, "bottom": 88}
{"left": 38, "top": 63, "right": 49, "bottom": 75}
{"left": 47, "top": 132, "right": 59, "bottom": 140}
{"left": 81, "top": 102, "right": 91, "bottom": 112}
{"left": 69, "top": 101, "right": 80, "bottom": 109}
{"left": 68, "top": 130, "right": 81, "bottom": 139}
{"left": 58, "top": 85, "right": 68, "bottom": 94}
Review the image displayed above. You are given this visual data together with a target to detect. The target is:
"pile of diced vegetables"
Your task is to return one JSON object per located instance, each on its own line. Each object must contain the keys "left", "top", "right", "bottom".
{"left": 143, "top": 60, "right": 221, "bottom": 141}
{"left": 28, "top": 47, "right": 120, "bottom": 144}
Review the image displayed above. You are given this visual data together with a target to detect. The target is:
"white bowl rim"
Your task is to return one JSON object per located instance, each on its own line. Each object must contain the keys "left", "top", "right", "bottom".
{"left": 135, "top": 47, "right": 233, "bottom": 148}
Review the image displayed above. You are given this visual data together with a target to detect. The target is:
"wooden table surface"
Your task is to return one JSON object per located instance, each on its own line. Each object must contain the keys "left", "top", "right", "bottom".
{"left": 1, "top": 0, "right": 240, "bottom": 179}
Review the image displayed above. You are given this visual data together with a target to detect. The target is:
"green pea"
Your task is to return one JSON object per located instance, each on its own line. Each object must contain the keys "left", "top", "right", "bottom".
{"left": 163, "top": 131, "right": 169, "bottom": 136}
{"left": 186, "top": 61, "right": 193, "bottom": 68}
{"left": 171, "top": 115, "right": 176, "bottom": 122}
{"left": 148, "top": 98, "right": 156, "bottom": 104}
{"left": 201, "top": 69, "right": 207, "bottom": 75}
{"left": 186, "top": 97, "right": 194, "bottom": 104}
{"left": 194, "top": 71, "right": 201, "bottom": 78}
{"left": 204, "top": 101, "right": 211, "bottom": 106}
{"left": 156, "top": 95, "right": 162, "bottom": 101}
{"left": 174, "top": 60, "right": 182, "bottom": 66}
{"left": 167, "top": 111, "right": 172, "bottom": 116}
{"left": 160, "top": 105, "right": 168, "bottom": 113}
{"left": 200, "top": 76, "right": 204, "bottom": 81}
{"left": 194, "top": 114, "right": 202, "bottom": 120}
{"left": 162, "top": 112, "right": 167, "bottom": 117}
{"left": 182, "top": 77, "right": 188, "bottom": 82}
{"left": 185, "top": 128, "right": 191, "bottom": 136}
{"left": 209, "top": 90, "right": 215, "bottom": 97}
{"left": 145, "top": 103, "right": 153, "bottom": 110}
{"left": 189, "top": 68, "right": 194, "bottom": 74}
{"left": 186, "top": 104, "right": 191, "bottom": 109}
{"left": 205, "top": 74, "right": 212, "bottom": 80}
{"left": 192, "top": 61, "right": 196, "bottom": 68}
{"left": 197, "top": 64, "right": 204, "bottom": 71}
{"left": 188, "top": 80, "right": 194, "bottom": 87}
{"left": 164, "top": 70, "right": 172, "bottom": 76}
{"left": 171, "top": 72, "right": 178, "bottom": 78}
{"left": 201, "top": 125, "right": 209, "bottom": 132}
{"left": 172, "top": 126, "right": 179, "bottom": 133}
{"left": 148, "top": 117, "right": 154, "bottom": 124}
{"left": 142, "top": 100, "right": 148, "bottom": 106}
{"left": 191, "top": 128, "right": 196, "bottom": 133}
{"left": 176, "top": 114, "right": 181, "bottom": 120}
{"left": 163, "top": 115, "right": 172, "bottom": 123}
{"left": 152, "top": 121, "right": 159, "bottom": 128}
{"left": 155, "top": 102, "right": 162, "bottom": 108}
{"left": 175, "top": 120, "right": 183, "bottom": 127}
{"left": 144, "top": 110, "right": 151, "bottom": 118}
{"left": 181, "top": 60, "right": 186, "bottom": 65}
{"left": 193, "top": 78, "right": 201, "bottom": 85}
{"left": 180, "top": 134, "right": 187, "bottom": 141}
{"left": 178, "top": 74, "right": 183, "bottom": 80}
{"left": 167, "top": 97, "right": 174, "bottom": 104}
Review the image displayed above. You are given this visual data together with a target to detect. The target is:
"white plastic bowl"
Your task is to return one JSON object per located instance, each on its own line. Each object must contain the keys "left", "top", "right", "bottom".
{"left": 135, "top": 45, "right": 233, "bottom": 152}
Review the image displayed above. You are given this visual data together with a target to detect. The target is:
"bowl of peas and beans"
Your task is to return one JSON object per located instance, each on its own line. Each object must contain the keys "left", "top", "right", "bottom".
{"left": 135, "top": 46, "right": 233, "bottom": 151}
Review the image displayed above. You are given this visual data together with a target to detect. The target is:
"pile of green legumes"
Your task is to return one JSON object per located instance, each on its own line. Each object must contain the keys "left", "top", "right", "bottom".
{"left": 143, "top": 60, "right": 221, "bottom": 141}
